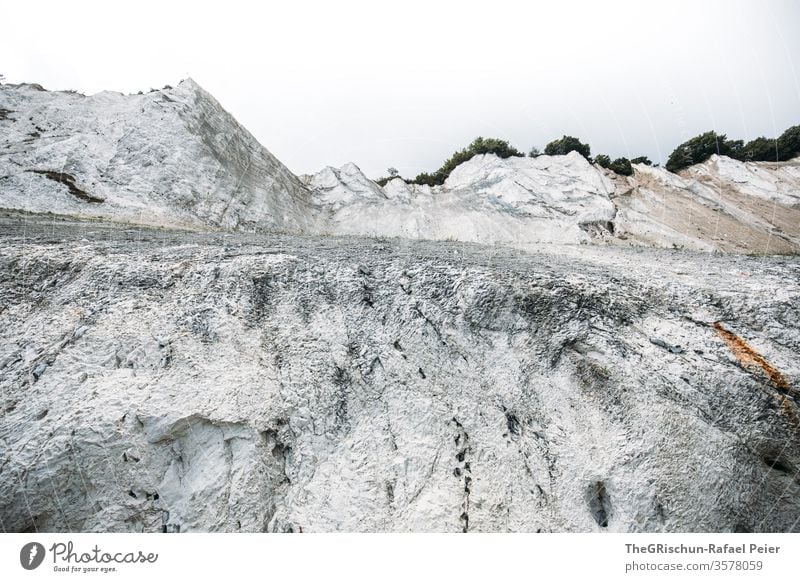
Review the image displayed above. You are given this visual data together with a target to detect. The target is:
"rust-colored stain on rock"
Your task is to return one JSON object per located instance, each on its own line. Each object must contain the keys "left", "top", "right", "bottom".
{"left": 712, "top": 322, "right": 795, "bottom": 397}
{"left": 713, "top": 322, "right": 798, "bottom": 430}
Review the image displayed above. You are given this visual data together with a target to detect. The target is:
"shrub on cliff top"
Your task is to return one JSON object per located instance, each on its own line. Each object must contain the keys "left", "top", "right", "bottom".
{"left": 410, "top": 137, "right": 524, "bottom": 186}
{"left": 595, "top": 154, "right": 633, "bottom": 176}
{"left": 543, "top": 135, "right": 591, "bottom": 160}
{"left": 665, "top": 131, "right": 743, "bottom": 172}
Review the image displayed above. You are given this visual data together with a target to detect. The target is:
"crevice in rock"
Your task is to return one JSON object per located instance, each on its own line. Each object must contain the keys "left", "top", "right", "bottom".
{"left": 763, "top": 455, "right": 793, "bottom": 475}
{"left": 361, "top": 282, "right": 375, "bottom": 307}
{"left": 452, "top": 418, "right": 472, "bottom": 532}
{"left": 578, "top": 219, "right": 615, "bottom": 237}
{"left": 250, "top": 274, "right": 276, "bottom": 322}
{"left": 654, "top": 500, "right": 666, "bottom": 524}
{"left": 587, "top": 481, "right": 611, "bottom": 528}
{"left": 261, "top": 429, "right": 291, "bottom": 484}
{"left": 505, "top": 411, "right": 521, "bottom": 437}
{"left": 332, "top": 365, "right": 351, "bottom": 388}
{"left": 411, "top": 303, "right": 442, "bottom": 340}
{"left": 28, "top": 170, "right": 105, "bottom": 203}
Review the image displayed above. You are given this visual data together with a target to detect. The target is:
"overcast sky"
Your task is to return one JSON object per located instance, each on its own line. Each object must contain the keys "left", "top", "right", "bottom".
{"left": 2, "top": 0, "right": 799, "bottom": 178}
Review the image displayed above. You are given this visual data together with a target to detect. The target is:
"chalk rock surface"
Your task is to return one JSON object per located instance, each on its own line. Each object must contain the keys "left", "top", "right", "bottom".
{"left": 304, "top": 153, "right": 617, "bottom": 245}
{"left": 0, "top": 80, "right": 314, "bottom": 232}
{"left": 1, "top": 79, "right": 799, "bottom": 533}
{"left": 0, "top": 216, "right": 798, "bottom": 532}
{"left": 610, "top": 156, "right": 800, "bottom": 253}
{"left": 302, "top": 154, "right": 800, "bottom": 252}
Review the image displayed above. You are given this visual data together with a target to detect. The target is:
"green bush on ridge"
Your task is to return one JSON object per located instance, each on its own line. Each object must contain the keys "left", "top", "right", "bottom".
{"left": 665, "top": 131, "right": 743, "bottom": 172}
{"left": 543, "top": 135, "right": 591, "bottom": 160}
{"left": 410, "top": 137, "right": 524, "bottom": 186}
{"left": 595, "top": 154, "right": 633, "bottom": 176}
{"left": 387, "top": 124, "right": 800, "bottom": 187}
{"left": 665, "top": 125, "right": 800, "bottom": 172}
{"left": 402, "top": 135, "right": 653, "bottom": 186}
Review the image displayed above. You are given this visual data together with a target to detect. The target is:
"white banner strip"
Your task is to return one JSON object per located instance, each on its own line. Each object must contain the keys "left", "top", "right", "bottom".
{"left": 1, "top": 533, "right": 799, "bottom": 581}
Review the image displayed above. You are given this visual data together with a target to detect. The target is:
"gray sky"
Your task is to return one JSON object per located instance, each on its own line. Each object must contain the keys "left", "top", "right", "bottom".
{"left": 2, "top": 0, "right": 799, "bottom": 178}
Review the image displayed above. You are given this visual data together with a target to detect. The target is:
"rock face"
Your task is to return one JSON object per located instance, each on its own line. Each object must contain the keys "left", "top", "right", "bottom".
{"left": 610, "top": 156, "right": 800, "bottom": 253}
{"left": 305, "top": 155, "right": 800, "bottom": 253}
{"left": 305, "top": 153, "right": 618, "bottom": 244}
{"left": 1, "top": 80, "right": 799, "bottom": 533}
{"left": 0, "top": 216, "right": 798, "bottom": 532}
{"left": 0, "top": 80, "right": 315, "bottom": 232}
{"left": 3, "top": 79, "right": 799, "bottom": 253}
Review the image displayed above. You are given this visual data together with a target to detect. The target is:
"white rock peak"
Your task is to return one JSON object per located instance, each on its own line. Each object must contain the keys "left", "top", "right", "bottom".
{"left": 0, "top": 79, "right": 314, "bottom": 232}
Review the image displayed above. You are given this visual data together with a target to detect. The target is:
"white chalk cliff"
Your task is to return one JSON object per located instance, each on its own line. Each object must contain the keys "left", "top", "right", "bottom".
{"left": 303, "top": 154, "right": 800, "bottom": 253}
{"left": 0, "top": 80, "right": 798, "bottom": 533}
{"left": 2, "top": 79, "right": 799, "bottom": 252}
{"left": 0, "top": 79, "right": 315, "bottom": 232}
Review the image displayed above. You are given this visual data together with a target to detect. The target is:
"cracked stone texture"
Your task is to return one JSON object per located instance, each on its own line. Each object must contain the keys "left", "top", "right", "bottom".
{"left": 0, "top": 215, "right": 798, "bottom": 532}
{"left": 0, "top": 80, "right": 315, "bottom": 232}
